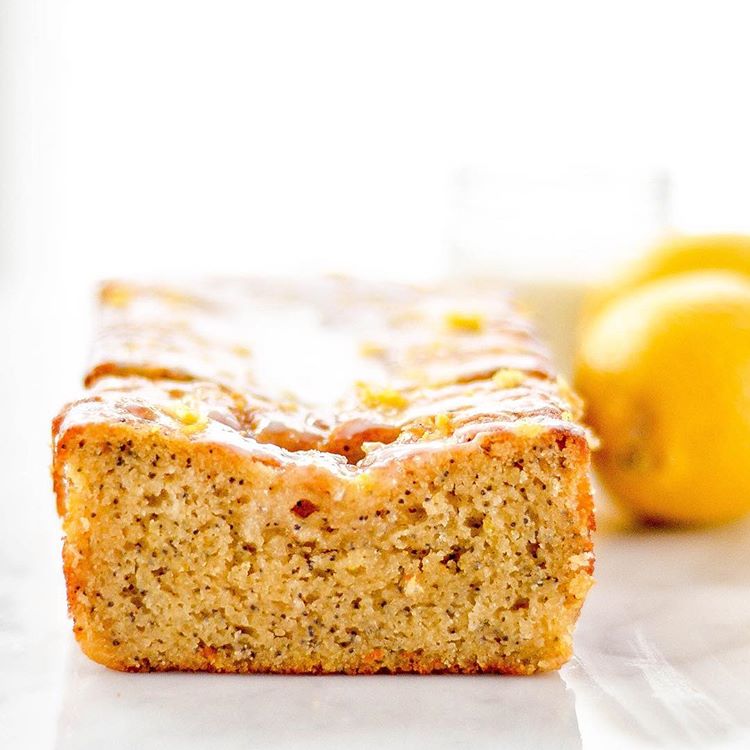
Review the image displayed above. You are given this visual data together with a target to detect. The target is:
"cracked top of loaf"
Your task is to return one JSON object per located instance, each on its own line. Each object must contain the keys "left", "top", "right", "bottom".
{"left": 54, "top": 277, "right": 587, "bottom": 473}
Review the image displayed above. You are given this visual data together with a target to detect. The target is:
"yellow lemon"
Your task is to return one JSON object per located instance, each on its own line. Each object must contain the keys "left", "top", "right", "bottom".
{"left": 583, "top": 233, "right": 750, "bottom": 326}
{"left": 575, "top": 271, "right": 750, "bottom": 525}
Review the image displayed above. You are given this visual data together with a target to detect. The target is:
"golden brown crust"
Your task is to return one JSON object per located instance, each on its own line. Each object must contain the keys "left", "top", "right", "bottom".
{"left": 115, "top": 657, "right": 543, "bottom": 676}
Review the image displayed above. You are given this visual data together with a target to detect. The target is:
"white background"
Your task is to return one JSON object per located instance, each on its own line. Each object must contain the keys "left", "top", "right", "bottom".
{"left": 3, "top": 0, "right": 750, "bottom": 285}
{"left": 3, "top": 5, "right": 750, "bottom": 748}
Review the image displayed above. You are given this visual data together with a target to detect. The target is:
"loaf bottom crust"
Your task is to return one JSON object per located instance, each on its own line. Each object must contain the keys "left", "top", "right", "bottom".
{"left": 56, "top": 423, "right": 593, "bottom": 675}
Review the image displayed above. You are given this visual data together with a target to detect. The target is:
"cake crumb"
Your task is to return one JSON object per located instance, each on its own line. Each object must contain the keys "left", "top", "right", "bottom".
{"left": 359, "top": 341, "right": 386, "bottom": 357}
{"left": 163, "top": 401, "right": 209, "bottom": 435}
{"left": 493, "top": 369, "right": 526, "bottom": 388}
{"left": 356, "top": 382, "right": 408, "bottom": 410}
{"left": 101, "top": 283, "right": 133, "bottom": 308}
{"left": 514, "top": 421, "right": 545, "bottom": 438}
{"left": 444, "top": 311, "right": 485, "bottom": 332}
{"left": 435, "top": 413, "right": 453, "bottom": 434}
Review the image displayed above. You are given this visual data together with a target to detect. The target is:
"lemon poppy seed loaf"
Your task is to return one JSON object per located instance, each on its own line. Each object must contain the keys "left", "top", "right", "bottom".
{"left": 53, "top": 278, "right": 594, "bottom": 674}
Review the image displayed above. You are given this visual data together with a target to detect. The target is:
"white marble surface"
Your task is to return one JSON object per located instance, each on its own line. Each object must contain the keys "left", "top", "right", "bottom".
{"left": 2, "top": 278, "right": 750, "bottom": 749}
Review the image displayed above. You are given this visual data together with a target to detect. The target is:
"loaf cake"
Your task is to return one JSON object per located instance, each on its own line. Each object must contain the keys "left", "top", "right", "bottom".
{"left": 52, "top": 278, "right": 594, "bottom": 674}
